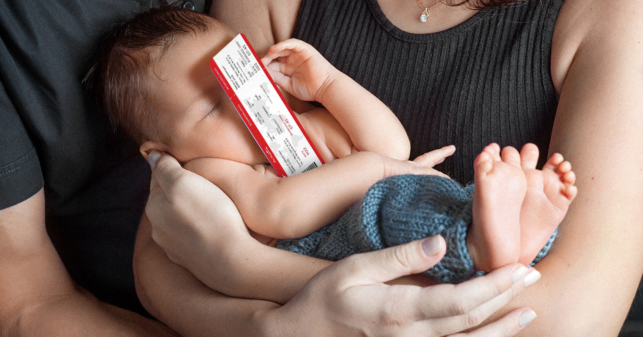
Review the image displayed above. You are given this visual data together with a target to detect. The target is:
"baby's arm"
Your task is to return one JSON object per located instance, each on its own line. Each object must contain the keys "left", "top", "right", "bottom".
{"left": 186, "top": 147, "right": 453, "bottom": 240}
{"left": 262, "top": 39, "right": 411, "bottom": 160}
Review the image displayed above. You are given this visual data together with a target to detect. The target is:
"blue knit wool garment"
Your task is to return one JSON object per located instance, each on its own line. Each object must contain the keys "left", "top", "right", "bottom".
{"left": 277, "top": 174, "right": 556, "bottom": 283}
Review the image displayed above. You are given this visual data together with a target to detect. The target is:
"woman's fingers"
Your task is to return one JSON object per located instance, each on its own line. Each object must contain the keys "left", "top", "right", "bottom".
{"left": 147, "top": 151, "right": 185, "bottom": 202}
{"left": 339, "top": 236, "right": 447, "bottom": 286}
{"left": 410, "top": 264, "right": 536, "bottom": 332}
{"left": 429, "top": 267, "right": 539, "bottom": 335}
{"left": 388, "top": 263, "right": 539, "bottom": 336}
{"left": 446, "top": 307, "right": 536, "bottom": 337}
{"left": 144, "top": 152, "right": 249, "bottom": 272}
{"left": 435, "top": 265, "right": 537, "bottom": 318}
{"left": 289, "top": 238, "right": 541, "bottom": 336}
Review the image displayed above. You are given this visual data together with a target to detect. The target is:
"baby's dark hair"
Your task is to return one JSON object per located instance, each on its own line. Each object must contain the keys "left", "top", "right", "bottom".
{"left": 86, "top": 6, "right": 210, "bottom": 145}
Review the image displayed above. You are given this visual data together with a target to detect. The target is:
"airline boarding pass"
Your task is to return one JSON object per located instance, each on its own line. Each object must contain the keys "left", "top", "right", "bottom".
{"left": 209, "top": 34, "right": 324, "bottom": 177}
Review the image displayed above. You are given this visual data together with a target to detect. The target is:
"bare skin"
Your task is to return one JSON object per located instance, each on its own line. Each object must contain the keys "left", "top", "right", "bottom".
{"left": 136, "top": 0, "right": 643, "bottom": 335}
{"left": 138, "top": 151, "right": 543, "bottom": 336}
{"left": 139, "top": 30, "right": 427, "bottom": 240}
{"left": 138, "top": 22, "right": 563, "bottom": 292}
{"left": 469, "top": 143, "right": 578, "bottom": 272}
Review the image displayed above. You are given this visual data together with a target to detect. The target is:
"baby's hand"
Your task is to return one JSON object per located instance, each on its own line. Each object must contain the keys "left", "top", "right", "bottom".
{"left": 382, "top": 145, "right": 455, "bottom": 179}
{"left": 261, "top": 39, "right": 338, "bottom": 103}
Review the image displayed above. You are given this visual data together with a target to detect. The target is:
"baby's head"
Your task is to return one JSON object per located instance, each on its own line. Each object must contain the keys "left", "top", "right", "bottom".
{"left": 90, "top": 6, "right": 263, "bottom": 164}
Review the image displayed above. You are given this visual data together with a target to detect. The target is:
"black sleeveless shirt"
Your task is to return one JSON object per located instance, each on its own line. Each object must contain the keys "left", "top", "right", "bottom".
{"left": 292, "top": 0, "right": 562, "bottom": 184}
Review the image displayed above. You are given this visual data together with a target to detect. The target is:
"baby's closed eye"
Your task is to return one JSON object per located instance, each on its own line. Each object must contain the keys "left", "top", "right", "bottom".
{"left": 204, "top": 100, "right": 222, "bottom": 119}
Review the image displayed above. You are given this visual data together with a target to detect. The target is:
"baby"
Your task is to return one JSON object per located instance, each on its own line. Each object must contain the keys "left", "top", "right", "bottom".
{"left": 90, "top": 7, "right": 576, "bottom": 303}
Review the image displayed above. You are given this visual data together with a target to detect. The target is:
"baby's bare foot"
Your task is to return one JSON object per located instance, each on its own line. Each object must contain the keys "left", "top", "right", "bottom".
{"left": 469, "top": 144, "right": 526, "bottom": 272}
{"left": 518, "top": 144, "right": 577, "bottom": 265}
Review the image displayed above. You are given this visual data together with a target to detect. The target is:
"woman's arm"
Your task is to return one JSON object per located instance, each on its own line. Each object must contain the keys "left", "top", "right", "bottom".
{"left": 136, "top": 153, "right": 542, "bottom": 336}
{"left": 136, "top": 215, "right": 541, "bottom": 336}
{"left": 480, "top": 0, "right": 643, "bottom": 334}
{"left": 134, "top": 215, "right": 282, "bottom": 336}
{"left": 140, "top": 154, "right": 332, "bottom": 303}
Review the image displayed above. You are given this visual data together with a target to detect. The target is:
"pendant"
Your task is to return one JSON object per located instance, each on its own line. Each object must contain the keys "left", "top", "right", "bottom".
{"left": 420, "top": 8, "right": 429, "bottom": 22}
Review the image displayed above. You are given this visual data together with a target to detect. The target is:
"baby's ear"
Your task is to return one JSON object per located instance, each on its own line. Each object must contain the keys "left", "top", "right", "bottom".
{"left": 139, "top": 141, "right": 169, "bottom": 160}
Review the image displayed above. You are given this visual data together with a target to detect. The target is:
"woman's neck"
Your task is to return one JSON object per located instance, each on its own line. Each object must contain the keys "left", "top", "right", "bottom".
{"left": 377, "top": 0, "right": 478, "bottom": 34}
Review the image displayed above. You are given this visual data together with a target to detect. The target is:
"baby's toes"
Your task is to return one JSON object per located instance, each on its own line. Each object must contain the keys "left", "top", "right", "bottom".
{"left": 474, "top": 150, "right": 491, "bottom": 168}
{"left": 563, "top": 170, "right": 576, "bottom": 185}
{"left": 565, "top": 184, "right": 578, "bottom": 201}
{"left": 475, "top": 156, "right": 494, "bottom": 177}
{"left": 519, "top": 143, "right": 539, "bottom": 170}
{"left": 557, "top": 161, "right": 572, "bottom": 175}
{"left": 482, "top": 143, "right": 501, "bottom": 161}
{"left": 501, "top": 146, "right": 521, "bottom": 167}
{"left": 543, "top": 153, "right": 564, "bottom": 171}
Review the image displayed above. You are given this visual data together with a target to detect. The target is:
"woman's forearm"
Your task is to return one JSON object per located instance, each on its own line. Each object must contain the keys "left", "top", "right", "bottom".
{"left": 134, "top": 217, "right": 281, "bottom": 336}
{"left": 135, "top": 215, "right": 543, "bottom": 337}
{"left": 142, "top": 151, "right": 547, "bottom": 336}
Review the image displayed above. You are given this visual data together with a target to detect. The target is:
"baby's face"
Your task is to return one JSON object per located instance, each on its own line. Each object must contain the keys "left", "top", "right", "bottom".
{"left": 146, "top": 18, "right": 266, "bottom": 164}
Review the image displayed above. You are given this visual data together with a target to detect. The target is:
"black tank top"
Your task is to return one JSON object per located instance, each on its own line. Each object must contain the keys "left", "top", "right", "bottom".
{"left": 292, "top": 0, "right": 562, "bottom": 184}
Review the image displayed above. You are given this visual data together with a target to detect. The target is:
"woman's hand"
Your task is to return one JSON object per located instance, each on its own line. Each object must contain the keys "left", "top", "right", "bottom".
{"left": 272, "top": 236, "right": 540, "bottom": 336}
{"left": 144, "top": 151, "right": 539, "bottom": 336}
{"left": 144, "top": 151, "right": 250, "bottom": 270}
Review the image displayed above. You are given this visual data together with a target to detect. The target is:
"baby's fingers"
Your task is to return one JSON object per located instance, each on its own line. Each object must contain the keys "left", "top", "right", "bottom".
{"left": 414, "top": 145, "right": 456, "bottom": 167}
{"left": 420, "top": 168, "right": 451, "bottom": 179}
{"left": 261, "top": 48, "right": 293, "bottom": 67}
{"left": 261, "top": 39, "right": 308, "bottom": 65}
{"left": 264, "top": 64, "right": 290, "bottom": 91}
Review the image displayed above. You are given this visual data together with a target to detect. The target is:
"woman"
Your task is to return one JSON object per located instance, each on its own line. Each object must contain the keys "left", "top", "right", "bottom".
{"left": 136, "top": 0, "right": 643, "bottom": 335}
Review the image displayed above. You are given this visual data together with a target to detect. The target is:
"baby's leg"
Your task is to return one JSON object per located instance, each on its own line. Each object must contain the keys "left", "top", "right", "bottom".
{"left": 469, "top": 144, "right": 527, "bottom": 272}
{"left": 517, "top": 144, "right": 577, "bottom": 265}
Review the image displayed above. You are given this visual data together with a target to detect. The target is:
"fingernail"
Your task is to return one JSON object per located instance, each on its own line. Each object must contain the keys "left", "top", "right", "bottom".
{"left": 512, "top": 266, "right": 529, "bottom": 283}
{"left": 422, "top": 236, "right": 442, "bottom": 256}
{"left": 519, "top": 309, "right": 537, "bottom": 327}
{"left": 524, "top": 270, "right": 541, "bottom": 287}
{"left": 148, "top": 151, "right": 161, "bottom": 169}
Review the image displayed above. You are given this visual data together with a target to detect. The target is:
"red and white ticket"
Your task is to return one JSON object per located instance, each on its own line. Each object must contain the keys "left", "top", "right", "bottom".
{"left": 209, "top": 34, "right": 324, "bottom": 177}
